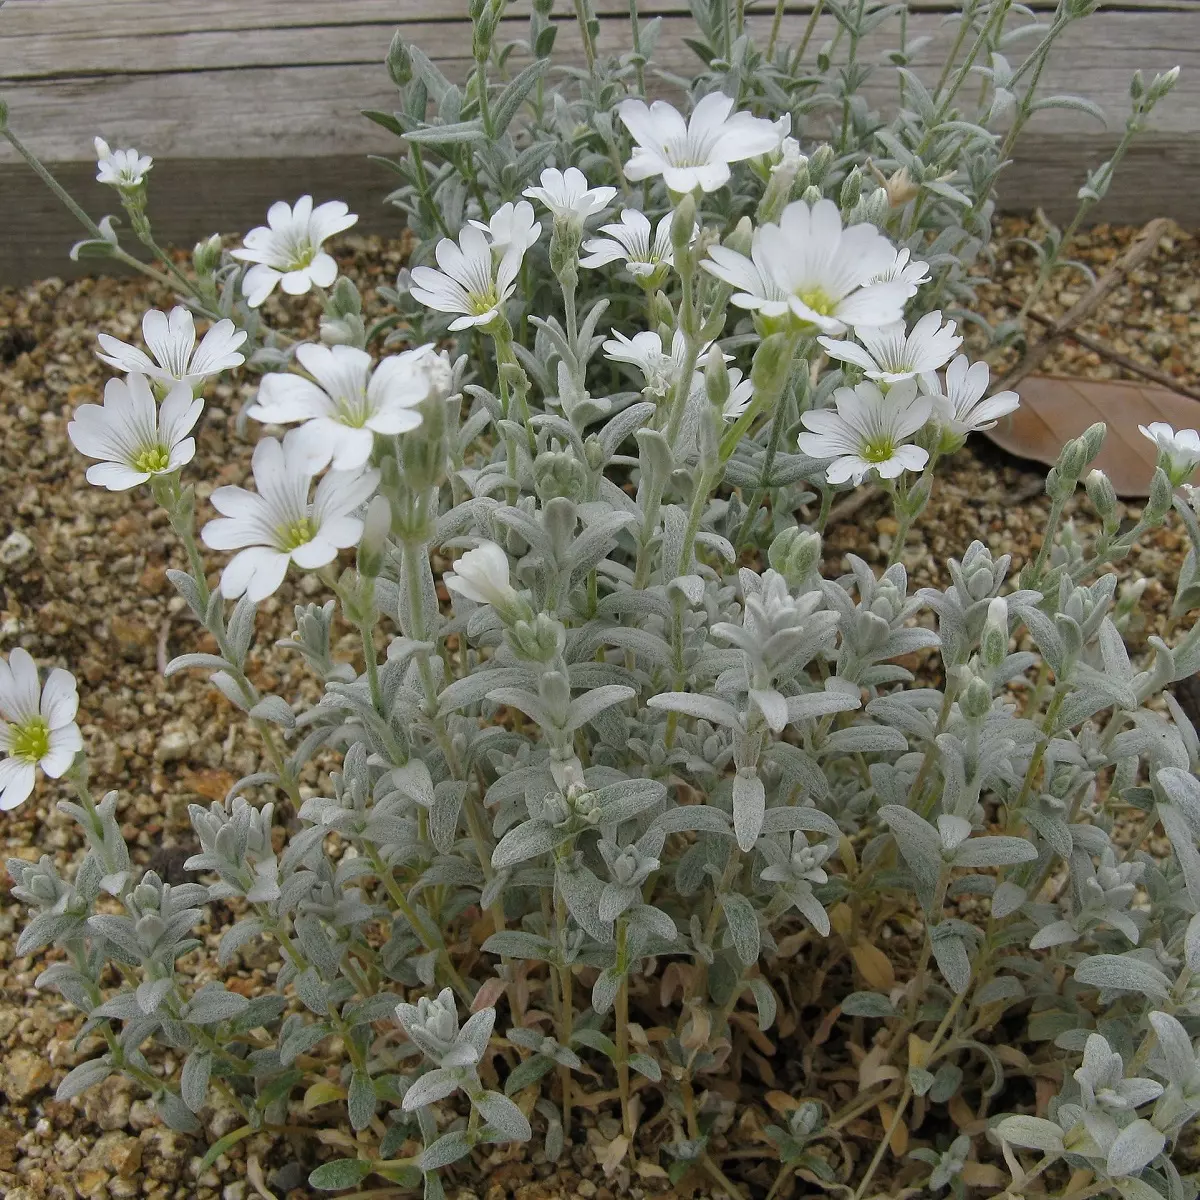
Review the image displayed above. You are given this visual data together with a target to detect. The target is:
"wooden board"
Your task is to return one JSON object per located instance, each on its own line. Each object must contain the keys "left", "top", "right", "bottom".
{"left": 0, "top": 0, "right": 1195, "bottom": 283}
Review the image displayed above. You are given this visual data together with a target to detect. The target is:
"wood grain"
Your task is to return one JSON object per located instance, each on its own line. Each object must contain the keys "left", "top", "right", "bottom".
{"left": 0, "top": 0, "right": 1195, "bottom": 282}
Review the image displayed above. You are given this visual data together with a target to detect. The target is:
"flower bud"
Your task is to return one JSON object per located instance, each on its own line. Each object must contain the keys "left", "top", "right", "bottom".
{"left": 1084, "top": 469, "right": 1118, "bottom": 522}
{"left": 509, "top": 613, "right": 567, "bottom": 663}
{"left": 1080, "top": 421, "right": 1106, "bottom": 463}
{"left": 1057, "top": 436, "right": 1089, "bottom": 482}
{"left": 808, "top": 143, "right": 834, "bottom": 183}
{"left": 649, "top": 290, "right": 675, "bottom": 334}
{"left": 768, "top": 527, "right": 822, "bottom": 586}
{"left": 534, "top": 447, "right": 587, "bottom": 502}
{"left": 1144, "top": 466, "right": 1174, "bottom": 524}
{"left": 387, "top": 31, "right": 413, "bottom": 86}
{"left": 192, "top": 233, "right": 223, "bottom": 276}
{"left": 960, "top": 674, "right": 993, "bottom": 721}
{"left": 980, "top": 596, "right": 1009, "bottom": 668}
{"left": 704, "top": 343, "right": 730, "bottom": 412}
{"left": 671, "top": 194, "right": 697, "bottom": 261}
{"left": 750, "top": 331, "right": 794, "bottom": 402}
{"left": 839, "top": 166, "right": 863, "bottom": 210}
{"left": 800, "top": 184, "right": 823, "bottom": 207}
{"left": 357, "top": 495, "right": 392, "bottom": 578}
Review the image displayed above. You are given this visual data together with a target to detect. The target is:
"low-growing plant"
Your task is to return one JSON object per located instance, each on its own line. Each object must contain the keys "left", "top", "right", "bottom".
{"left": 2, "top": 1, "right": 1197, "bottom": 1197}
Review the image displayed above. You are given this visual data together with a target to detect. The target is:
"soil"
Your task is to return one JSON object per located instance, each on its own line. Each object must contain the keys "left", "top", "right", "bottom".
{"left": 0, "top": 217, "right": 1198, "bottom": 1200}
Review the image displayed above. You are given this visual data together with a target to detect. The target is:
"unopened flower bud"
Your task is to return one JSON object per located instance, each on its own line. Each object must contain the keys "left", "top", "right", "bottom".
{"left": 1057, "top": 437, "right": 1089, "bottom": 483}
{"left": 808, "top": 143, "right": 834, "bottom": 183}
{"left": 387, "top": 31, "right": 413, "bottom": 86}
{"left": 704, "top": 343, "right": 730, "bottom": 411}
{"left": 1144, "top": 466, "right": 1174, "bottom": 524}
{"left": 961, "top": 675, "right": 993, "bottom": 721}
{"left": 192, "top": 233, "right": 223, "bottom": 276}
{"left": 750, "top": 331, "right": 794, "bottom": 402}
{"left": 800, "top": 184, "right": 823, "bottom": 207}
{"left": 1084, "top": 469, "right": 1118, "bottom": 521}
{"left": 357, "top": 495, "right": 392, "bottom": 578}
{"left": 980, "top": 596, "right": 1009, "bottom": 667}
{"left": 768, "top": 527, "right": 822, "bottom": 586}
{"left": 510, "top": 613, "right": 567, "bottom": 663}
{"left": 671, "top": 194, "right": 697, "bottom": 260}
{"left": 839, "top": 166, "right": 863, "bottom": 210}
{"left": 649, "top": 290, "right": 675, "bottom": 333}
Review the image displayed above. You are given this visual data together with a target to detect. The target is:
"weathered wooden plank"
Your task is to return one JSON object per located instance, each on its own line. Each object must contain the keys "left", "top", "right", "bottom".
{"left": 0, "top": 0, "right": 1188, "bottom": 41}
{"left": 0, "top": 1, "right": 1194, "bottom": 284}
{"left": 2, "top": 12, "right": 1192, "bottom": 158}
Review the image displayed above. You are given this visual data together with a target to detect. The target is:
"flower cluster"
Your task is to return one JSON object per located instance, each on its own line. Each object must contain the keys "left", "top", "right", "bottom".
{"left": 8, "top": 8, "right": 1196, "bottom": 1200}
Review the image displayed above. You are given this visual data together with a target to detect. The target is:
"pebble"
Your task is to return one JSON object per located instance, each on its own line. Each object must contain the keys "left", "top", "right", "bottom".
{"left": 1, "top": 1048, "right": 54, "bottom": 1102}
{"left": 0, "top": 529, "right": 34, "bottom": 566}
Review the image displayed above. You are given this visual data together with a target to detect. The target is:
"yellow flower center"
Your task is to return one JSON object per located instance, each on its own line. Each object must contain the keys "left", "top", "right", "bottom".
{"left": 468, "top": 287, "right": 500, "bottom": 317}
{"left": 862, "top": 436, "right": 895, "bottom": 465}
{"left": 278, "top": 516, "right": 317, "bottom": 552}
{"left": 11, "top": 716, "right": 50, "bottom": 764}
{"left": 797, "top": 288, "right": 836, "bottom": 317}
{"left": 132, "top": 443, "right": 172, "bottom": 474}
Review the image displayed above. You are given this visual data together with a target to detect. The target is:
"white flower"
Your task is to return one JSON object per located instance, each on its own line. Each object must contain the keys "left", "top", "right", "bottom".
{"left": 68, "top": 373, "right": 204, "bottom": 491}
{"left": 703, "top": 199, "right": 907, "bottom": 334}
{"left": 929, "top": 355, "right": 1020, "bottom": 437}
{"left": 468, "top": 201, "right": 541, "bottom": 257}
{"left": 247, "top": 343, "right": 440, "bottom": 471}
{"left": 618, "top": 93, "right": 787, "bottom": 194}
{"left": 409, "top": 225, "right": 523, "bottom": 332}
{"left": 96, "top": 307, "right": 246, "bottom": 390}
{"left": 602, "top": 329, "right": 720, "bottom": 394}
{"left": 523, "top": 168, "right": 616, "bottom": 224}
{"left": 819, "top": 311, "right": 962, "bottom": 388}
{"left": 445, "top": 541, "right": 517, "bottom": 609}
{"left": 720, "top": 369, "right": 755, "bottom": 421}
{"left": 231, "top": 196, "right": 358, "bottom": 308}
{"left": 580, "top": 209, "right": 677, "bottom": 280}
{"left": 0, "top": 650, "right": 82, "bottom": 811}
{"left": 872, "top": 247, "right": 930, "bottom": 291}
{"left": 94, "top": 136, "right": 152, "bottom": 187}
{"left": 1139, "top": 421, "right": 1200, "bottom": 485}
{"left": 201, "top": 434, "right": 379, "bottom": 601}
{"left": 798, "top": 378, "right": 932, "bottom": 485}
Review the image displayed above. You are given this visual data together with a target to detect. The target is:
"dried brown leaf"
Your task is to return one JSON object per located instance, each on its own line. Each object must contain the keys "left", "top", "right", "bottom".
{"left": 984, "top": 374, "right": 1200, "bottom": 497}
{"left": 850, "top": 941, "right": 896, "bottom": 991}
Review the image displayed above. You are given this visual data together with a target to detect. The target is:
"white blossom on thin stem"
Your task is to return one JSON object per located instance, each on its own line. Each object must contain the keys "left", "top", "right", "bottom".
{"left": 798, "top": 378, "right": 932, "bottom": 486}
{"left": 409, "top": 225, "right": 524, "bottom": 332}
{"left": 703, "top": 199, "right": 907, "bottom": 335}
{"left": 68, "top": 373, "right": 203, "bottom": 491}
{"left": 247, "top": 343, "right": 442, "bottom": 471}
{"left": 0, "top": 649, "right": 82, "bottom": 811}
{"left": 445, "top": 542, "right": 517, "bottom": 609}
{"left": 602, "top": 329, "right": 722, "bottom": 395}
{"left": 523, "top": 168, "right": 616, "bottom": 224}
{"left": 94, "top": 137, "right": 152, "bottom": 187}
{"left": 819, "top": 311, "right": 962, "bottom": 388}
{"left": 231, "top": 196, "right": 358, "bottom": 308}
{"left": 928, "top": 355, "right": 1020, "bottom": 438}
{"left": 872, "top": 247, "right": 930, "bottom": 290}
{"left": 201, "top": 434, "right": 379, "bottom": 602}
{"left": 468, "top": 201, "right": 541, "bottom": 257}
{"left": 1139, "top": 421, "right": 1200, "bottom": 484}
{"left": 96, "top": 306, "right": 246, "bottom": 391}
{"left": 581, "top": 209, "right": 677, "bottom": 281}
{"left": 618, "top": 93, "right": 787, "bottom": 194}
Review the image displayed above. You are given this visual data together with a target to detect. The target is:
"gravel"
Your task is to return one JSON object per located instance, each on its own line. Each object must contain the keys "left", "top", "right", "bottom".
{"left": 0, "top": 218, "right": 1197, "bottom": 1199}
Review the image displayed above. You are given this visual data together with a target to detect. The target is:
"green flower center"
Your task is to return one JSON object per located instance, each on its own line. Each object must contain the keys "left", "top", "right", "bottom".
{"left": 132, "top": 443, "right": 172, "bottom": 474}
{"left": 797, "top": 288, "right": 836, "bottom": 317}
{"left": 278, "top": 516, "right": 317, "bottom": 552}
{"left": 468, "top": 286, "right": 501, "bottom": 317}
{"left": 862, "top": 436, "right": 896, "bottom": 465}
{"left": 11, "top": 716, "right": 50, "bottom": 764}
